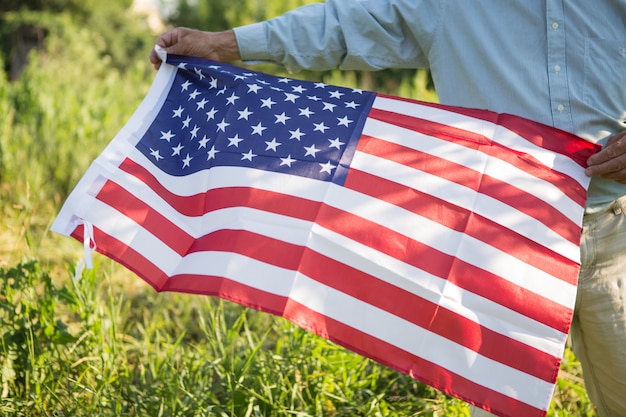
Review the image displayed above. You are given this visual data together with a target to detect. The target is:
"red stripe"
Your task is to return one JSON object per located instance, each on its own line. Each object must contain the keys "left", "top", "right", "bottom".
{"left": 297, "top": 246, "right": 558, "bottom": 381}
{"left": 315, "top": 203, "right": 574, "bottom": 333}
{"left": 97, "top": 180, "right": 195, "bottom": 256}
{"left": 367, "top": 107, "right": 588, "bottom": 208}
{"left": 115, "top": 158, "right": 580, "bottom": 285}
{"left": 376, "top": 93, "right": 599, "bottom": 167}
{"left": 71, "top": 223, "right": 557, "bottom": 383}
{"left": 190, "top": 229, "right": 303, "bottom": 270}
{"left": 72, "top": 224, "right": 549, "bottom": 416}
{"left": 284, "top": 301, "right": 549, "bottom": 417}
{"left": 98, "top": 177, "right": 573, "bottom": 332}
{"left": 118, "top": 157, "right": 321, "bottom": 220}
{"left": 357, "top": 134, "right": 582, "bottom": 245}
{"left": 96, "top": 179, "right": 319, "bottom": 256}
{"left": 344, "top": 168, "right": 580, "bottom": 284}
{"left": 71, "top": 225, "right": 168, "bottom": 291}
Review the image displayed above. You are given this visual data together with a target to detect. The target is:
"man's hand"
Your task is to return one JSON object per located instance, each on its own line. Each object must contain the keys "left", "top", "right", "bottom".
{"left": 586, "top": 131, "right": 626, "bottom": 184}
{"left": 149, "top": 27, "right": 240, "bottom": 70}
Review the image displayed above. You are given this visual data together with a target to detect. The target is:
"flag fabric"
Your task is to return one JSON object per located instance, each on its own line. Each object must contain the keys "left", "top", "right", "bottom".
{"left": 51, "top": 52, "right": 599, "bottom": 417}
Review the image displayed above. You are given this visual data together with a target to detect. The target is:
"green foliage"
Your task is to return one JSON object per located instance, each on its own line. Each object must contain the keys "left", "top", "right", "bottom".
{"left": 0, "top": 259, "right": 467, "bottom": 416}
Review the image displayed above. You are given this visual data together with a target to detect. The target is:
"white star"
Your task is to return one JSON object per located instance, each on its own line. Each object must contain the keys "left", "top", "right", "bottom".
{"left": 322, "top": 102, "right": 336, "bottom": 112}
{"left": 160, "top": 130, "right": 175, "bottom": 142}
{"left": 233, "top": 74, "right": 248, "bottom": 81}
{"left": 292, "top": 85, "right": 306, "bottom": 93}
{"left": 196, "top": 98, "right": 208, "bottom": 110}
{"left": 314, "top": 82, "right": 327, "bottom": 89}
{"left": 226, "top": 93, "right": 239, "bottom": 105}
{"left": 278, "top": 78, "right": 291, "bottom": 83}
{"left": 307, "top": 95, "right": 321, "bottom": 101}
{"left": 284, "top": 93, "right": 299, "bottom": 103}
{"left": 313, "top": 122, "right": 329, "bottom": 133}
{"left": 352, "top": 88, "right": 364, "bottom": 94}
{"left": 260, "top": 97, "right": 276, "bottom": 109}
{"left": 188, "top": 89, "right": 200, "bottom": 100}
{"left": 177, "top": 63, "right": 188, "bottom": 70}
{"left": 337, "top": 116, "right": 353, "bottom": 127}
{"left": 329, "top": 90, "right": 344, "bottom": 99}
{"left": 182, "top": 116, "right": 192, "bottom": 128}
{"left": 171, "top": 143, "right": 184, "bottom": 156}
{"left": 207, "top": 145, "right": 219, "bottom": 160}
{"left": 304, "top": 144, "right": 320, "bottom": 157}
{"left": 274, "top": 112, "right": 291, "bottom": 124}
{"left": 241, "top": 149, "right": 257, "bottom": 161}
{"left": 190, "top": 125, "right": 200, "bottom": 139}
{"left": 289, "top": 128, "right": 305, "bottom": 141}
{"left": 280, "top": 154, "right": 296, "bottom": 166}
{"left": 319, "top": 160, "right": 336, "bottom": 174}
{"left": 149, "top": 148, "right": 163, "bottom": 161}
{"left": 172, "top": 106, "right": 184, "bottom": 118}
{"left": 345, "top": 101, "right": 359, "bottom": 109}
{"left": 251, "top": 122, "right": 267, "bottom": 136}
{"left": 299, "top": 107, "right": 314, "bottom": 118}
{"left": 208, "top": 77, "right": 218, "bottom": 89}
{"left": 265, "top": 138, "right": 281, "bottom": 151}
{"left": 237, "top": 107, "right": 253, "bottom": 120}
{"left": 181, "top": 80, "right": 192, "bottom": 91}
{"left": 194, "top": 67, "right": 205, "bottom": 80}
{"left": 227, "top": 134, "right": 244, "bottom": 147}
{"left": 247, "top": 84, "right": 262, "bottom": 93}
{"left": 198, "top": 135, "right": 210, "bottom": 149}
{"left": 216, "top": 119, "right": 230, "bottom": 132}
{"left": 206, "top": 107, "right": 218, "bottom": 120}
{"left": 182, "top": 153, "right": 193, "bottom": 168}
{"left": 216, "top": 86, "right": 227, "bottom": 95}
{"left": 328, "top": 137, "right": 345, "bottom": 149}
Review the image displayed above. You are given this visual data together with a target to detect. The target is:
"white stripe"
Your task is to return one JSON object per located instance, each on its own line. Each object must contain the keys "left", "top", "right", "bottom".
{"left": 362, "top": 117, "right": 584, "bottom": 224}
{"left": 125, "top": 149, "right": 332, "bottom": 200}
{"left": 289, "top": 273, "right": 553, "bottom": 408}
{"left": 81, "top": 170, "right": 569, "bottom": 354}
{"left": 70, "top": 200, "right": 555, "bottom": 408}
{"left": 306, "top": 223, "right": 569, "bottom": 355}
{"left": 352, "top": 151, "right": 581, "bottom": 262}
{"left": 372, "top": 96, "right": 589, "bottom": 189}
{"left": 105, "top": 159, "right": 578, "bottom": 308}
{"left": 321, "top": 182, "right": 577, "bottom": 308}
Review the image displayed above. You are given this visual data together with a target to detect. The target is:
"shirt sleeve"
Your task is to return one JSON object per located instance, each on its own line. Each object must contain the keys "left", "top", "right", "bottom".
{"left": 233, "top": 0, "right": 442, "bottom": 73}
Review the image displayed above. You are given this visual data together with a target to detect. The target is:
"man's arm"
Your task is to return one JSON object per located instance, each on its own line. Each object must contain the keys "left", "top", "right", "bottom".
{"left": 151, "top": 0, "right": 438, "bottom": 73}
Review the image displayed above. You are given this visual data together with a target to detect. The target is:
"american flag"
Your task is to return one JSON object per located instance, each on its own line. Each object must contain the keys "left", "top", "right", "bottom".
{"left": 52, "top": 53, "right": 599, "bottom": 417}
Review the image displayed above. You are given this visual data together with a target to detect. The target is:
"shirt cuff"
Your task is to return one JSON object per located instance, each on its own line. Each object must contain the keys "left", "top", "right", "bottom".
{"left": 233, "top": 22, "right": 272, "bottom": 63}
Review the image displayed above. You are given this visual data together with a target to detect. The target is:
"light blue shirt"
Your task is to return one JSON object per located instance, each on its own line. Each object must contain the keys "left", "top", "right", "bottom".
{"left": 234, "top": 0, "right": 626, "bottom": 211}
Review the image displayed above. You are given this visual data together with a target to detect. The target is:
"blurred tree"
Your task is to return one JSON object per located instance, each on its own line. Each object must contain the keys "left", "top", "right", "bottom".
{"left": 0, "top": 0, "right": 152, "bottom": 80}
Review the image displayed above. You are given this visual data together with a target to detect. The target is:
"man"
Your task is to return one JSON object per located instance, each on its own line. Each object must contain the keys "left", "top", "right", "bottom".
{"left": 150, "top": 1, "right": 626, "bottom": 415}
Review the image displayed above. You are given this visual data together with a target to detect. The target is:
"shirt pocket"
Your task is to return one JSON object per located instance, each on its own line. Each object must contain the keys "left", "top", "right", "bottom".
{"left": 583, "top": 38, "right": 626, "bottom": 121}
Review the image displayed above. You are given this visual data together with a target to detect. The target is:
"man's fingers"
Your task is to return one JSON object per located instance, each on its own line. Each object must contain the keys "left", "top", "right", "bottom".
{"left": 586, "top": 131, "right": 626, "bottom": 182}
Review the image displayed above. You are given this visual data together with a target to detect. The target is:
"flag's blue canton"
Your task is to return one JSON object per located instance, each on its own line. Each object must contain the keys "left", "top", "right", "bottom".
{"left": 136, "top": 56, "right": 376, "bottom": 184}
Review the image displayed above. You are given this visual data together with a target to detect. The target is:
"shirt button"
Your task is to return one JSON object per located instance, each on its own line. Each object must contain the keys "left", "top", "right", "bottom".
{"left": 552, "top": 22, "right": 559, "bottom": 30}
{"left": 557, "top": 104, "right": 565, "bottom": 112}
{"left": 554, "top": 65, "right": 561, "bottom": 72}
